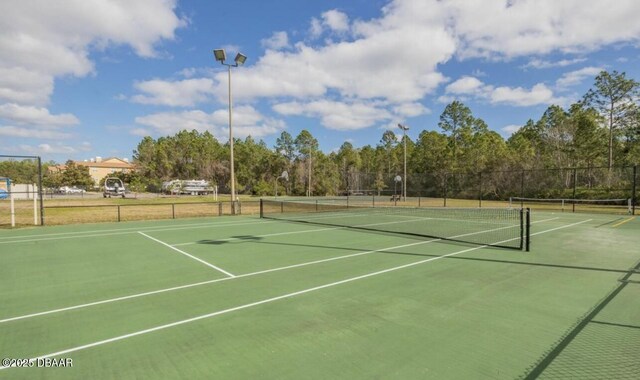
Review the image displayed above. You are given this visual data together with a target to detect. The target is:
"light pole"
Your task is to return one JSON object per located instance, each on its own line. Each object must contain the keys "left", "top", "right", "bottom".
{"left": 214, "top": 49, "right": 247, "bottom": 214}
{"left": 398, "top": 123, "right": 410, "bottom": 201}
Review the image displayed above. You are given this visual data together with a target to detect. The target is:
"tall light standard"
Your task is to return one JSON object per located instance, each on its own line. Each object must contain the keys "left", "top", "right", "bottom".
{"left": 398, "top": 123, "right": 410, "bottom": 201}
{"left": 214, "top": 49, "right": 247, "bottom": 214}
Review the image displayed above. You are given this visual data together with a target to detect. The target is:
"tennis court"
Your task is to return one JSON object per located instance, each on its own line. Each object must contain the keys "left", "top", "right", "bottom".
{"left": 0, "top": 201, "right": 638, "bottom": 379}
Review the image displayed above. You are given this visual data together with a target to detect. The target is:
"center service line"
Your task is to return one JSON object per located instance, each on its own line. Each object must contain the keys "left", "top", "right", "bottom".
{"left": 138, "top": 231, "right": 235, "bottom": 277}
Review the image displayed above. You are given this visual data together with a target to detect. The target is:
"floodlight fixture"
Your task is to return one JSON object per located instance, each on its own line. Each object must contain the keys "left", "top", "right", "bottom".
{"left": 235, "top": 53, "right": 247, "bottom": 65}
{"left": 213, "top": 49, "right": 226, "bottom": 62}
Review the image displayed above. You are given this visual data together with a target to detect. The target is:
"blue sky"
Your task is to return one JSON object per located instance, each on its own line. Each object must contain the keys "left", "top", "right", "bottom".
{"left": 1, "top": 0, "right": 639, "bottom": 162}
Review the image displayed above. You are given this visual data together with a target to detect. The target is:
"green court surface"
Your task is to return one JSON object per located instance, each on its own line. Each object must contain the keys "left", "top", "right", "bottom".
{"left": 0, "top": 210, "right": 638, "bottom": 379}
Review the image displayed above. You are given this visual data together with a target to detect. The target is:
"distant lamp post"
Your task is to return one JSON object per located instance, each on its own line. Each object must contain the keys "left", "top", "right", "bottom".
{"left": 398, "top": 123, "right": 410, "bottom": 201}
{"left": 214, "top": 49, "right": 247, "bottom": 214}
{"left": 394, "top": 175, "right": 402, "bottom": 206}
{"left": 275, "top": 171, "right": 289, "bottom": 198}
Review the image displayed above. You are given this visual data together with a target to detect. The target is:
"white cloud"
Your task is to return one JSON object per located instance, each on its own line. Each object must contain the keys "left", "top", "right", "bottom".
{"left": 501, "top": 124, "right": 521, "bottom": 135}
{"left": 0, "top": 0, "right": 186, "bottom": 153}
{"left": 442, "top": 75, "right": 564, "bottom": 107}
{"left": 273, "top": 100, "right": 392, "bottom": 131}
{"left": 214, "top": 28, "right": 453, "bottom": 103}
{"left": 0, "top": 67, "right": 54, "bottom": 106}
{"left": 134, "top": 106, "right": 286, "bottom": 140}
{"left": 0, "top": 103, "right": 79, "bottom": 126}
{"left": 392, "top": 103, "right": 430, "bottom": 117}
{"left": 445, "top": 76, "right": 485, "bottom": 94}
{"left": 446, "top": 0, "right": 640, "bottom": 59}
{"left": 523, "top": 58, "right": 587, "bottom": 69}
{"left": 491, "top": 84, "right": 558, "bottom": 106}
{"left": 130, "top": 128, "right": 152, "bottom": 137}
{"left": 0, "top": 0, "right": 185, "bottom": 111}
{"left": 309, "top": 17, "right": 323, "bottom": 39}
{"left": 131, "top": 78, "right": 215, "bottom": 107}
{"left": 0, "top": 126, "right": 72, "bottom": 139}
{"left": 18, "top": 143, "right": 79, "bottom": 155}
{"left": 555, "top": 66, "right": 602, "bottom": 88}
{"left": 322, "top": 10, "right": 350, "bottom": 33}
{"left": 261, "top": 31, "right": 290, "bottom": 50}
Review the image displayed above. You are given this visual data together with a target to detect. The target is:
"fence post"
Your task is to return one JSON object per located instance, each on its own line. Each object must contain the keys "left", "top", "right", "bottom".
{"left": 479, "top": 172, "right": 483, "bottom": 208}
{"left": 520, "top": 170, "right": 525, "bottom": 208}
{"left": 218, "top": 202, "right": 222, "bottom": 216}
{"left": 117, "top": 205, "right": 121, "bottom": 222}
{"left": 172, "top": 203, "right": 175, "bottom": 219}
{"left": 443, "top": 173, "right": 448, "bottom": 207}
{"left": 37, "top": 156, "right": 45, "bottom": 226}
{"left": 633, "top": 165, "right": 637, "bottom": 215}
{"left": 572, "top": 168, "right": 577, "bottom": 213}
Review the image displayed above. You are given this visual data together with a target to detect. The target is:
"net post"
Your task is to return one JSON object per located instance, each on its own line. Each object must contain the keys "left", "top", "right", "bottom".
{"left": 526, "top": 208, "right": 531, "bottom": 252}
{"left": 519, "top": 208, "right": 524, "bottom": 251}
{"left": 259, "top": 199, "right": 263, "bottom": 218}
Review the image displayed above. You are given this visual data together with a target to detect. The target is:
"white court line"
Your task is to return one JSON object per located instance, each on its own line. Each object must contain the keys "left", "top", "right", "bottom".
{"left": 137, "top": 232, "right": 235, "bottom": 278}
{"left": 0, "top": 218, "right": 588, "bottom": 370}
{"left": 0, "top": 217, "right": 558, "bottom": 324}
{"left": 0, "top": 218, "right": 260, "bottom": 240}
{"left": 0, "top": 220, "right": 272, "bottom": 245}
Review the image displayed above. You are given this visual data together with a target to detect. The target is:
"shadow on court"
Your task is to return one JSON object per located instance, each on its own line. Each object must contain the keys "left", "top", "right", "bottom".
{"left": 197, "top": 235, "right": 632, "bottom": 275}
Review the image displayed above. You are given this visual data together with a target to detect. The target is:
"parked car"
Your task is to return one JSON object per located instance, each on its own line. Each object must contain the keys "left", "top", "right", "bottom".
{"left": 58, "top": 186, "right": 86, "bottom": 194}
{"left": 103, "top": 177, "right": 126, "bottom": 198}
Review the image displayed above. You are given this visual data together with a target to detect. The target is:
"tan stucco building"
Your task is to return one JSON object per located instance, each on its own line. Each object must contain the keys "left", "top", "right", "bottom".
{"left": 51, "top": 157, "right": 135, "bottom": 186}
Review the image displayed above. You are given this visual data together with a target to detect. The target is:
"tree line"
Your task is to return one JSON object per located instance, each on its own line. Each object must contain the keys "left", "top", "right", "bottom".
{"left": 132, "top": 70, "right": 639, "bottom": 198}
{"left": 1, "top": 70, "right": 638, "bottom": 199}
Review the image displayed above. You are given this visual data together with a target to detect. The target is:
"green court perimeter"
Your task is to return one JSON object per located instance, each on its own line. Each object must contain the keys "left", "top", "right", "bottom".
{"left": 0, "top": 210, "right": 638, "bottom": 379}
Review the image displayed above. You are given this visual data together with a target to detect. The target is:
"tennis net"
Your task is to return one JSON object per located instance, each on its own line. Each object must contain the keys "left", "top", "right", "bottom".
{"left": 260, "top": 199, "right": 530, "bottom": 251}
{"left": 509, "top": 197, "right": 631, "bottom": 214}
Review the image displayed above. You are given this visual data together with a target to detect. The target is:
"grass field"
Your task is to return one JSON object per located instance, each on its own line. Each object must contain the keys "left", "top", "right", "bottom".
{"left": 1, "top": 194, "right": 634, "bottom": 227}
{"left": 0, "top": 207, "right": 638, "bottom": 378}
